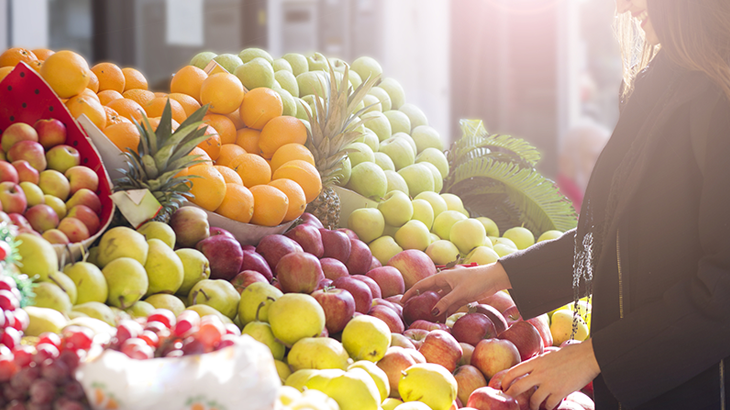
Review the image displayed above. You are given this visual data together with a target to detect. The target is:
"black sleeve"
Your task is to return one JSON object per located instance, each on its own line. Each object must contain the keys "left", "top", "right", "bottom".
{"left": 592, "top": 96, "right": 730, "bottom": 408}
{"left": 498, "top": 228, "right": 576, "bottom": 319}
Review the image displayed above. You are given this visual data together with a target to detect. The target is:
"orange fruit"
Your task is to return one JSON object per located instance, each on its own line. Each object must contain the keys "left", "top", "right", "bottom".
{"left": 200, "top": 73, "right": 244, "bottom": 114}
{"left": 174, "top": 167, "right": 189, "bottom": 179}
{"left": 197, "top": 134, "right": 222, "bottom": 162}
{"left": 235, "top": 128, "right": 261, "bottom": 154}
{"left": 270, "top": 143, "right": 315, "bottom": 172}
{"left": 104, "top": 122, "right": 140, "bottom": 153}
{"left": 189, "top": 147, "right": 213, "bottom": 166}
{"left": 214, "top": 165, "right": 244, "bottom": 185}
{"left": 144, "top": 117, "right": 180, "bottom": 133}
{"left": 233, "top": 153, "right": 271, "bottom": 188}
{"left": 170, "top": 65, "right": 207, "bottom": 103}
{"left": 79, "top": 88, "right": 101, "bottom": 103}
{"left": 249, "top": 185, "right": 288, "bottom": 227}
{"left": 32, "top": 49, "right": 54, "bottom": 60}
{"left": 91, "top": 62, "right": 125, "bottom": 94}
{"left": 216, "top": 183, "right": 254, "bottom": 223}
{"left": 106, "top": 98, "right": 145, "bottom": 123}
{"left": 144, "top": 96, "right": 187, "bottom": 124}
{"left": 98, "top": 89, "right": 124, "bottom": 106}
{"left": 0, "top": 48, "right": 37, "bottom": 67}
{"left": 169, "top": 93, "right": 202, "bottom": 117}
{"left": 28, "top": 60, "right": 43, "bottom": 73}
{"left": 187, "top": 164, "right": 227, "bottom": 211}
{"left": 40, "top": 50, "right": 90, "bottom": 98}
{"left": 202, "top": 114, "right": 237, "bottom": 145}
{"left": 86, "top": 70, "right": 100, "bottom": 92}
{"left": 122, "top": 67, "right": 148, "bottom": 91}
{"left": 239, "top": 87, "right": 283, "bottom": 130}
{"left": 123, "top": 89, "right": 155, "bottom": 108}
{"left": 104, "top": 106, "right": 130, "bottom": 127}
{"left": 225, "top": 109, "right": 246, "bottom": 129}
{"left": 216, "top": 144, "right": 247, "bottom": 168}
{"left": 272, "top": 159, "right": 322, "bottom": 203}
{"left": 258, "top": 116, "right": 308, "bottom": 158}
{"left": 0, "top": 67, "right": 14, "bottom": 82}
{"left": 66, "top": 95, "right": 106, "bottom": 130}
{"left": 268, "top": 178, "right": 307, "bottom": 222}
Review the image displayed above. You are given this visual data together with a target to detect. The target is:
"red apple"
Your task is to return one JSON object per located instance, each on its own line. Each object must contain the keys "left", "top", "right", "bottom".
{"left": 2, "top": 122, "right": 38, "bottom": 153}
{"left": 372, "top": 298, "right": 403, "bottom": 319}
{"left": 64, "top": 165, "right": 99, "bottom": 194}
{"left": 66, "top": 205, "right": 100, "bottom": 235}
{"left": 376, "top": 346, "right": 421, "bottom": 398}
{"left": 0, "top": 182, "right": 26, "bottom": 214}
{"left": 467, "top": 387, "right": 520, "bottom": 410}
{"left": 385, "top": 294, "right": 403, "bottom": 305}
{"left": 526, "top": 314, "right": 553, "bottom": 348}
{"left": 403, "top": 290, "right": 446, "bottom": 324}
{"left": 351, "top": 274, "right": 382, "bottom": 299}
{"left": 0, "top": 162, "right": 18, "bottom": 184}
{"left": 368, "top": 304, "right": 404, "bottom": 333}
{"left": 471, "top": 339, "right": 521, "bottom": 380}
{"left": 8, "top": 213, "right": 31, "bottom": 230}
{"left": 336, "top": 227, "right": 359, "bottom": 241}
{"left": 58, "top": 217, "right": 90, "bottom": 243}
{"left": 346, "top": 239, "right": 372, "bottom": 275}
{"left": 275, "top": 252, "right": 324, "bottom": 294}
{"left": 473, "top": 304, "right": 509, "bottom": 335}
{"left": 169, "top": 206, "right": 209, "bottom": 248}
{"left": 45, "top": 144, "right": 80, "bottom": 173}
{"left": 24, "top": 204, "right": 59, "bottom": 233}
{"left": 452, "top": 313, "right": 498, "bottom": 346}
{"left": 370, "top": 256, "right": 381, "bottom": 270}
{"left": 454, "top": 365, "right": 488, "bottom": 406}
{"left": 298, "top": 212, "right": 324, "bottom": 229}
{"left": 479, "top": 292, "right": 516, "bottom": 315}
{"left": 320, "top": 257, "right": 349, "bottom": 281}
{"left": 319, "top": 229, "right": 351, "bottom": 263}
{"left": 503, "top": 306, "right": 522, "bottom": 326}
{"left": 209, "top": 226, "right": 236, "bottom": 240}
{"left": 34, "top": 118, "right": 66, "bottom": 149}
{"left": 488, "top": 370, "right": 536, "bottom": 410}
{"left": 230, "top": 270, "right": 268, "bottom": 293}
{"left": 42, "top": 229, "right": 69, "bottom": 244}
{"left": 284, "top": 223, "right": 324, "bottom": 257}
{"left": 312, "top": 287, "right": 355, "bottom": 334}
{"left": 565, "top": 391, "right": 594, "bottom": 410}
{"left": 498, "top": 321, "right": 543, "bottom": 361}
{"left": 256, "top": 234, "right": 303, "bottom": 270}
{"left": 418, "top": 329, "right": 463, "bottom": 372}
{"left": 365, "top": 266, "right": 405, "bottom": 298}
{"left": 196, "top": 235, "right": 244, "bottom": 281}
{"left": 241, "top": 244, "right": 256, "bottom": 252}
{"left": 65, "top": 188, "right": 101, "bottom": 215}
{"left": 241, "top": 250, "right": 273, "bottom": 281}
{"left": 403, "top": 328, "right": 429, "bottom": 349}
{"left": 12, "top": 160, "right": 39, "bottom": 184}
{"left": 332, "top": 276, "right": 372, "bottom": 314}
{"left": 7, "top": 141, "right": 46, "bottom": 171}
{"left": 408, "top": 320, "right": 449, "bottom": 332}
{"left": 391, "top": 333, "right": 416, "bottom": 349}
{"left": 387, "top": 249, "right": 437, "bottom": 290}
{"left": 315, "top": 278, "right": 332, "bottom": 290}
{"left": 459, "top": 342, "right": 475, "bottom": 366}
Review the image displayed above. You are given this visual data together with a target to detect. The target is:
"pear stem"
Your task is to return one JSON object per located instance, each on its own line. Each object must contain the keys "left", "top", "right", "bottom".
{"left": 199, "top": 289, "right": 210, "bottom": 301}
{"left": 48, "top": 275, "right": 66, "bottom": 293}
{"left": 255, "top": 301, "right": 266, "bottom": 322}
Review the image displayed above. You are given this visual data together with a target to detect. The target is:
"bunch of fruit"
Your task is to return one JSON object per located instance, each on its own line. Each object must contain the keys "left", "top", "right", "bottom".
{"left": 0, "top": 119, "right": 103, "bottom": 245}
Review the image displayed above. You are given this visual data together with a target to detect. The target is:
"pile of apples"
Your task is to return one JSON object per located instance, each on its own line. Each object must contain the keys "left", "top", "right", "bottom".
{"left": 0, "top": 119, "right": 102, "bottom": 244}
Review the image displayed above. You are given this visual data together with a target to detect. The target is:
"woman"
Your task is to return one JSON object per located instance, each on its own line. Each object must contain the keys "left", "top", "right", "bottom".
{"left": 402, "top": 1, "right": 730, "bottom": 409}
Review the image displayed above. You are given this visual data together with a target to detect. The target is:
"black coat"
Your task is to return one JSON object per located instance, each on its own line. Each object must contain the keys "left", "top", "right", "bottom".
{"left": 500, "top": 52, "right": 730, "bottom": 409}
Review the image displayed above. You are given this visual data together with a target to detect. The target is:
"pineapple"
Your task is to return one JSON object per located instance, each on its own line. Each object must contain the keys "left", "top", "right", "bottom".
{"left": 304, "top": 60, "right": 380, "bottom": 229}
{"left": 114, "top": 101, "right": 211, "bottom": 222}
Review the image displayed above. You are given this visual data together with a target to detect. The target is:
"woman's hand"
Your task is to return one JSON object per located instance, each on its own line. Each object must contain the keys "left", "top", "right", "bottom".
{"left": 401, "top": 262, "right": 512, "bottom": 317}
{"left": 502, "top": 339, "right": 600, "bottom": 410}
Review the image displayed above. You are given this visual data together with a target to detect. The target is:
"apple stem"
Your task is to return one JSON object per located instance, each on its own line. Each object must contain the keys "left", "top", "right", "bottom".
{"left": 48, "top": 275, "right": 66, "bottom": 293}
{"left": 255, "top": 301, "right": 266, "bottom": 322}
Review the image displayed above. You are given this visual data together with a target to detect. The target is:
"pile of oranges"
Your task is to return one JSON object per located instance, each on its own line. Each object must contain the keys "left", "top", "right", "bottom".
{"left": 0, "top": 47, "right": 322, "bottom": 228}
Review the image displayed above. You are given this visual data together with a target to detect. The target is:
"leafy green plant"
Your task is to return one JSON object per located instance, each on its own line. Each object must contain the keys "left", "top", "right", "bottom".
{"left": 444, "top": 119, "right": 577, "bottom": 235}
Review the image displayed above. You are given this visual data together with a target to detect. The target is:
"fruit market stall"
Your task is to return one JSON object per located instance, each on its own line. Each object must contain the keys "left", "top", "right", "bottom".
{"left": 0, "top": 46, "right": 593, "bottom": 410}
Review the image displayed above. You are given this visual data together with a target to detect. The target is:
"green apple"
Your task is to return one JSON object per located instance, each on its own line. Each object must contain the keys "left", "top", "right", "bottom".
{"left": 440, "top": 193, "right": 464, "bottom": 212}
{"left": 288, "top": 337, "right": 350, "bottom": 371}
{"left": 465, "top": 246, "right": 500, "bottom": 265}
{"left": 383, "top": 170, "right": 409, "bottom": 195}
{"left": 349, "top": 70, "right": 363, "bottom": 89}
{"left": 188, "top": 279, "right": 240, "bottom": 319}
{"left": 268, "top": 293, "right": 325, "bottom": 346}
{"left": 307, "top": 52, "right": 328, "bottom": 71}
{"left": 238, "top": 47, "right": 273, "bottom": 64}
{"left": 411, "top": 198, "right": 435, "bottom": 230}
{"left": 355, "top": 129, "right": 380, "bottom": 152}
{"left": 274, "top": 87, "right": 297, "bottom": 116}
{"left": 477, "top": 217, "right": 500, "bottom": 237}
{"left": 395, "top": 220, "right": 431, "bottom": 251}
{"left": 237, "top": 281, "right": 283, "bottom": 325}
{"left": 368, "top": 87, "right": 392, "bottom": 112}
{"left": 351, "top": 56, "right": 383, "bottom": 82}
{"left": 297, "top": 71, "right": 328, "bottom": 98}
{"left": 493, "top": 243, "right": 517, "bottom": 257}
{"left": 242, "top": 320, "right": 286, "bottom": 360}
{"left": 64, "top": 261, "right": 107, "bottom": 304}
{"left": 502, "top": 227, "right": 535, "bottom": 250}
{"left": 397, "top": 164, "right": 434, "bottom": 197}
{"left": 346, "top": 162, "right": 388, "bottom": 201}
{"left": 342, "top": 315, "right": 391, "bottom": 362}
{"left": 190, "top": 51, "right": 217, "bottom": 70}
{"left": 411, "top": 125, "right": 443, "bottom": 153}
{"left": 273, "top": 58, "right": 293, "bottom": 73}
{"left": 346, "top": 142, "right": 375, "bottom": 167}
{"left": 384, "top": 110, "right": 411, "bottom": 135}
{"left": 362, "top": 111, "right": 392, "bottom": 142}
{"left": 426, "top": 240, "right": 461, "bottom": 266}
{"left": 333, "top": 156, "right": 352, "bottom": 186}
{"left": 19, "top": 181, "right": 44, "bottom": 206}
{"left": 373, "top": 152, "right": 395, "bottom": 172}
{"left": 414, "top": 192, "right": 448, "bottom": 218}
{"left": 369, "top": 236, "right": 403, "bottom": 265}
{"left": 318, "top": 368, "right": 381, "bottom": 410}
{"left": 283, "top": 52, "right": 309, "bottom": 77}
{"left": 430, "top": 233, "right": 441, "bottom": 243}
{"left": 234, "top": 57, "right": 274, "bottom": 90}
{"left": 432, "top": 210, "right": 468, "bottom": 240}
{"left": 378, "top": 78, "right": 406, "bottom": 110}
{"left": 420, "top": 162, "right": 443, "bottom": 193}
{"left": 382, "top": 223, "right": 399, "bottom": 238}
{"left": 399, "top": 103, "right": 428, "bottom": 132}
{"left": 417, "top": 148, "right": 449, "bottom": 179}
{"left": 348, "top": 360, "right": 391, "bottom": 402}
{"left": 275, "top": 70, "right": 299, "bottom": 97}
{"left": 493, "top": 237, "right": 518, "bottom": 249}
{"left": 144, "top": 293, "right": 186, "bottom": 317}
{"left": 137, "top": 221, "right": 176, "bottom": 248}
{"left": 39, "top": 169, "right": 70, "bottom": 201}
{"left": 398, "top": 363, "right": 457, "bottom": 410}
{"left": 362, "top": 94, "right": 382, "bottom": 113}
{"left": 392, "top": 132, "right": 417, "bottom": 155}
{"left": 550, "top": 309, "right": 589, "bottom": 345}
{"left": 378, "top": 191, "right": 413, "bottom": 227}
{"left": 449, "top": 219, "right": 487, "bottom": 254}
{"left": 329, "top": 57, "right": 348, "bottom": 73}
{"left": 379, "top": 137, "right": 414, "bottom": 171}
{"left": 538, "top": 230, "right": 563, "bottom": 242}
{"left": 213, "top": 53, "right": 243, "bottom": 73}
{"left": 295, "top": 98, "right": 310, "bottom": 121}
{"left": 347, "top": 208, "right": 385, "bottom": 244}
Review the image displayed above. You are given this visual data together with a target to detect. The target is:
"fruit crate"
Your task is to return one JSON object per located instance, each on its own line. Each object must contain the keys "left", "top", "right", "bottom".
{"left": 0, "top": 62, "right": 115, "bottom": 261}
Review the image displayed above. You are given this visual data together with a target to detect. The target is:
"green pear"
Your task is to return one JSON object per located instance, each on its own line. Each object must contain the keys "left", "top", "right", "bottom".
{"left": 288, "top": 337, "right": 349, "bottom": 371}
{"left": 242, "top": 320, "right": 286, "bottom": 360}
{"left": 400, "top": 104, "right": 429, "bottom": 132}
{"left": 342, "top": 315, "right": 391, "bottom": 362}
{"left": 186, "top": 304, "right": 233, "bottom": 325}
{"left": 275, "top": 360, "right": 292, "bottom": 385}
{"left": 384, "top": 110, "right": 411, "bottom": 135}
{"left": 16, "top": 232, "right": 58, "bottom": 280}
{"left": 348, "top": 360, "right": 391, "bottom": 402}
{"left": 72, "top": 302, "right": 116, "bottom": 326}
{"left": 33, "top": 282, "right": 72, "bottom": 313}
{"left": 417, "top": 148, "right": 449, "bottom": 179}
{"left": 398, "top": 363, "right": 458, "bottom": 410}
{"left": 238, "top": 47, "right": 273, "bottom": 64}
{"left": 320, "top": 368, "right": 381, "bottom": 410}
{"left": 63, "top": 317, "right": 115, "bottom": 338}
{"left": 351, "top": 56, "right": 383, "bottom": 83}
{"left": 379, "top": 78, "right": 406, "bottom": 110}
{"left": 188, "top": 279, "right": 240, "bottom": 320}
{"left": 87, "top": 246, "right": 100, "bottom": 267}
{"left": 213, "top": 53, "right": 243, "bottom": 73}
{"left": 190, "top": 51, "right": 217, "bottom": 70}
{"left": 282, "top": 53, "right": 309, "bottom": 77}
{"left": 382, "top": 398, "right": 404, "bottom": 410}
{"left": 275, "top": 70, "right": 299, "bottom": 97}
{"left": 234, "top": 57, "right": 275, "bottom": 90}
{"left": 102, "top": 257, "right": 148, "bottom": 309}
{"left": 175, "top": 248, "right": 211, "bottom": 296}
{"left": 411, "top": 125, "right": 442, "bottom": 153}
{"left": 96, "top": 227, "right": 149, "bottom": 268}
{"left": 346, "top": 162, "right": 388, "bottom": 201}
{"left": 67, "top": 311, "right": 87, "bottom": 320}
{"left": 347, "top": 208, "right": 385, "bottom": 244}
{"left": 286, "top": 369, "right": 320, "bottom": 391}
{"left": 125, "top": 300, "right": 155, "bottom": 318}
{"left": 144, "top": 239, "right": 184, "bottom": 296}
{"left": 411, "top": 199, "right": 435, "bottom": 230}
{"left": 268, "top": 293, "right": 325, "bottom": 346}
{"left": 145, "top": 293, "right": 186, "bottom": 317}
{"left": 238, "top": 282, "right": 283, "bottom": 325}
{"left": 23, "top": 306, "right": 67, "bottom": 337}
{"left": 109, "top": 306, "right": 131, "bottom": 323}
{"left": 64, "top": 261, "right": 108, "bottom": 304}
{"left": 137, "top": 221, "right": 176, "bottom": 248}
{"left": 272, "top": 58, "right": 293, "bottom": 73}
{"left": 376, "top": 153, "right": 396, "bottom": 172}
{"left": 41, "top": 271, "right": 77, "bottom": 305}
{"left": 368, "top": 87, "right": 392, "bottom": 112}
{"left": 397, "top": 164, "right": 434, "bottom": 197}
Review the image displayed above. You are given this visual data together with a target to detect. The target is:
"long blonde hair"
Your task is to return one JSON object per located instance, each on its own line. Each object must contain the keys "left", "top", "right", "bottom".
{"left": 616, "top": 0, "right": 730, "bottom": 101}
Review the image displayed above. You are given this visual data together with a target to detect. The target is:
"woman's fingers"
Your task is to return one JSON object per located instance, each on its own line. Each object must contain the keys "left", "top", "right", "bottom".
{"left": 401, "top": 274, "right": 448, "bottom": 303}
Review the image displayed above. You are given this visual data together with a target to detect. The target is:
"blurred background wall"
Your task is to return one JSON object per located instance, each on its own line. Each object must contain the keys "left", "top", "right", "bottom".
{"left": 0, "top": 0, "right": 621, "bottom": 178}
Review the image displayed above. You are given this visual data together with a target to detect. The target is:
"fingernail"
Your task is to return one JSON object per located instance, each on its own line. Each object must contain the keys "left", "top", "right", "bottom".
{"left": 431, "top": 308, "right": 440, "bottom": 316}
